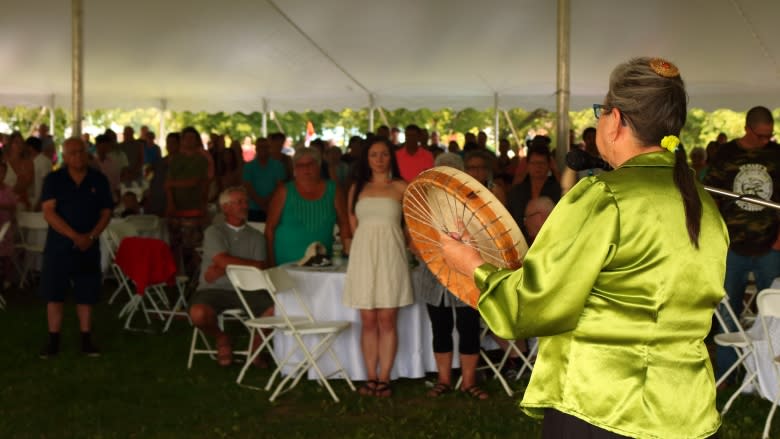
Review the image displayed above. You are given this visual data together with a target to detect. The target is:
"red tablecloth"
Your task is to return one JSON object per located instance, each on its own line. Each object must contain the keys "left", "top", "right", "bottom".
{"left": 115, "top": 237, "right": 177, "bottom": 295}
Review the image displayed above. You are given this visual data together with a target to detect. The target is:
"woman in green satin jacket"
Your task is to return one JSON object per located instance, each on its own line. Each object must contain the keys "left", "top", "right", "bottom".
{"left": 442, "top": 58, "right": 728, "bottom": 439}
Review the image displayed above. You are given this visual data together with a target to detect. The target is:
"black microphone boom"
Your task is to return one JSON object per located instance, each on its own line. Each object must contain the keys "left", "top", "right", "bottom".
{"left": 565, "top": 149, "right": 612, "bottom": 171}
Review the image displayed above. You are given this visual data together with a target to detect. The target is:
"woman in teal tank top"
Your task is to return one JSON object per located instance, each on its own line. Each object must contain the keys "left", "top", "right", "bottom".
{"left": 266, "top": 147, "right": 351, "bottom": 266}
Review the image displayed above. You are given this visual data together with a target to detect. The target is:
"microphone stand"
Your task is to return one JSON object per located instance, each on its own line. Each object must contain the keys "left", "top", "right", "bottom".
{"left": 703, "top": 186, "right": 780, "bottom": 211}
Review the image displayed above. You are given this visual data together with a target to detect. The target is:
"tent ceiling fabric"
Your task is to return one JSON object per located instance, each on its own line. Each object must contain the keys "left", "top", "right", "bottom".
{"left": 1, "top": 0, "right": 779, "bottom": 113}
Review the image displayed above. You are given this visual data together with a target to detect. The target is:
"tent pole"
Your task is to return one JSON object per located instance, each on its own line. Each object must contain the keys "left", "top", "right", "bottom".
{"left": 377, "top": 107, "right": 390, "bottom": 128}
{"left": 158, "top": 99, "right": 167, "bottom": 142}
{"left": 262, "top": 99, "right": 268, "bottom": 137}
{"left": 49, "top": 94, "right": 56, "bottom": 139}
{"left": 503, "top": 110, "right": 522, "bottom": 155}
{"left": 71, "top": 0, "right": 83, "bottom": 138}
{"left": 369, "top": 94, "right": 375, "bottom": 133}
{"left": 493, "top": 92, "right": 500, "bottom": 153}
{"left": 555, "top": 0, "right": 571, "bottom": 171}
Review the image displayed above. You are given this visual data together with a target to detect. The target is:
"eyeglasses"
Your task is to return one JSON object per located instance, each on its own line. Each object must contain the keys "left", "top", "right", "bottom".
{"left": 593, "top": 104, "right": 607, "bottom": 119}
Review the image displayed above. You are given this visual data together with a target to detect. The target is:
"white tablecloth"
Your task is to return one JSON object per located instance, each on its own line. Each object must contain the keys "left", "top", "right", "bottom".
{"left": 272, "top": 265, "right": 470, "bottom": 381}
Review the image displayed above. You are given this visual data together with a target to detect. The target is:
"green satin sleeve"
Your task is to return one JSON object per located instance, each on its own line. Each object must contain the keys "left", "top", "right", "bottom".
{"left": 476, "top": 178, "right": 619, "bottom": 339}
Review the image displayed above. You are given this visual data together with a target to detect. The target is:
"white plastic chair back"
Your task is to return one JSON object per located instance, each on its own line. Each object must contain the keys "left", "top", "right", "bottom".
{"left": 123, "top": 214, "right": 160, "bottom": 235}
{"left": 16, "top": 211, "right": 48, "bottom": 247}
{"left": 758, "top": 289, "right": 780, "bottom": 320}
{"left": 226, "top": 265, "right": 277, "bottom": 320}
{"left": 16, "top": 211, "right": 48, "bottom": 230}
{"left": 105, "top": 221, "right": 139, "bottom": 256}
{"left": 247, "top": 222, "right": 265, "bottom": 233}
{"left": 756, "top": 289, "right": 780, "bottom": 439}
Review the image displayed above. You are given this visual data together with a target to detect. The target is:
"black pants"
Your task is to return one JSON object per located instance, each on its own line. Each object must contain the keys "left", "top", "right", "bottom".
{"left": 426, "top": 301, "right": 480, "bottom": 355}
{"left": 542, "top": 409, "right": 719, "bottom": 439}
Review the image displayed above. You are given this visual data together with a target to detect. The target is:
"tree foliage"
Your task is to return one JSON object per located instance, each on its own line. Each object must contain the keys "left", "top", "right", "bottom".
{"left": 1, "top": 105, "right": 776, "bottom": 155}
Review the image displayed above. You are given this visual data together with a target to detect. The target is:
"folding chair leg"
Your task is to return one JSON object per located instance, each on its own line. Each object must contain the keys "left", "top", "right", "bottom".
{"left": 721, "top": 370, "right": 758, "bottom": 416}
{"left": 716, "top": 349, "right": 751, "bottom": 388}
{"left": 270, "top": 333, "right": 343, "bottom": 403}
{"left": 764, "top": 394, "right": 780, "bottom": 439}
{"left": 187, "top": 327, "right": 216, "bottom": 369}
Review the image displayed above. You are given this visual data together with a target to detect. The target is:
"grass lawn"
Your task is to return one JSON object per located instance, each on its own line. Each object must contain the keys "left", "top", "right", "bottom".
{"left": 0, "top": 282, "right": 776, "bottom": 439}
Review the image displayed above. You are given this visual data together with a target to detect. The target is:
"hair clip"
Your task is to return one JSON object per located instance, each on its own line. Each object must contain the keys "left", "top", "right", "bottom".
{"left": 649, "top": 58, "right": 680, "bottom": 78}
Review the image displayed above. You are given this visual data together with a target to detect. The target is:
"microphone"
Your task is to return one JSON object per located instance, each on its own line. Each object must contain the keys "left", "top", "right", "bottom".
{"left": 565, "top": 149, "right": 612, "bottom": 171}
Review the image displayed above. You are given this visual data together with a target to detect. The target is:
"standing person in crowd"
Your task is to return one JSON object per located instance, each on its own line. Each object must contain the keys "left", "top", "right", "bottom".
{"left": 464, "top": 150, "right": 506, "bottom": 205}
{"left": 265, "top": 147, "right": 351, "bottom": 266}
{"left": 440, "top": 57, "right": 727, "bottom": 438}
{"left": 495, "top": 138, "right": 518, "bottom": 185}
{"left": 119, "top": 126, "right": 144, "bottom": 181}
{"left": 26, "top": 136, "right": 52, "bottom": 211}
{"left": 395, "top": 124, "right": 434, "bottom": 182}
{"left": 166, "top": 126, "right": 209, "bottom": 278}
{"left": 243, "top": 137, "right": 286, "bottom": 222}
{"left": 268, "top": 132, "right": 293, "bottom": 182}
{"left": 146, "top": 132, "right": 179, "bottom": 217}
{"left": 507, "top": 143, "right": 561, "bottom": 238}
{"left": 343, "top": 137, "right": 412, "bottom": 398}
{"left": 420, "top": 152, "right": 488, "bottom": 400}
{"left": 189, "top": 186, "right": 272, "bottom": 366}
{"left": 143, "top": 130, "right": 162, "bottom": 166}
{"left": 512, "top": 135, "right": 560, "bottom": 185}
{"left": 3, "top": 131, "right": 34, "bottom": 210}
{"left": 0, "top": 162, "right": 17, "bottom": 292}
{"left": 93, "top": 134, "right": 122, "bottom": 203}
{"left": 219, "top": 144, "right": 244, "bottom": 192}
{"left": 37, "top": 124, "right": 56, "bottom": 165}
{"left": 689, "top": 146, "right": 707, "bottom": 181}
{"left": 324, "top": 146, "right": 350, "bottom": 189}
{"left": 38, "top": 138, "right": 113, "bottom": 359}
{"left": 704, "top": 106, "right": 780, "bottom": 384}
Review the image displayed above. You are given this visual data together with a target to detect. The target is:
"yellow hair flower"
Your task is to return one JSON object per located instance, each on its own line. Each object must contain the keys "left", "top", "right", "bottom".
{"left": 660, "top": 135, "right": 680, "bottom": 153}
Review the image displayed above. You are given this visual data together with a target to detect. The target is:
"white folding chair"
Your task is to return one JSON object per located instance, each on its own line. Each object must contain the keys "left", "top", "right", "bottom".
{"left": 14, "top": 211, "right": 48, "bottom": 288}
{"left": 756, "top": 289, "right": 780, "bottom": 439}
{"left": 224, "top": 265, "right": 308, "bottom": 389}
{"left": 105, "top": 221, "right": 139, "bottom": 305}
{"left": 714, "top": 295, "right": 760, "bottom": 416}
{"left": 455, "top": 322, "right": 519, "bottom": 397}
{"left": 226, "top": 265, "right": 355, "bottom": 402}
{"left": 0, "top": 221, "right": 9, "bottom": 309}
{"left": 246, "top": 222, "right": 265, "bottom": 233}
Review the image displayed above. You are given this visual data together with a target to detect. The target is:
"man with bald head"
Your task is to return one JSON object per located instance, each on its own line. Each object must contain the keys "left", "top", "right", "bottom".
{"left": 523, "top": 196, "right": 555, "bottom": 244}
{"left": 38, "top": 137, "right": 113, "bottom": 359}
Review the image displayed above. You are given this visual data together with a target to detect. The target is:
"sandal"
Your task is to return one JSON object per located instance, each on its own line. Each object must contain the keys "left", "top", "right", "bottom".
{"left": 216, "top": 338, "right": 232, "bottom": 367}
{"left": 358, "top": 380, "right": 377, "bottom": 396}
{"left": 426, "top": 382, "right": 452, "bottom": 398}
{"left": 461, "top": 385, "right": 489, "bottom": 400}
{"left": 374, "top": 381, "right": 392, "bottom": 398}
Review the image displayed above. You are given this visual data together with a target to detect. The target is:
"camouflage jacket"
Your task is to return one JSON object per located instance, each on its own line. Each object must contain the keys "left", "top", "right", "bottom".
{"left": 703, "top": 140, "right": 780, "bottom": 255}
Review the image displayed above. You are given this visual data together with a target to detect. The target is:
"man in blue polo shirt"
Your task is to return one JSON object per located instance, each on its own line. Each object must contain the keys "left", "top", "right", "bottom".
{"left": 242, "top": 137, "right": 286, "bottom": 221}
{"left": 39, "top": 137, "right": 113, "bottom": 359}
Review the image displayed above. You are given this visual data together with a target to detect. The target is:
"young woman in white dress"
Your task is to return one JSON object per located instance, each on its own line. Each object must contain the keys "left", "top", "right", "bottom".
{"left": 343, "top": 137, "right": 413, "bottom": 398}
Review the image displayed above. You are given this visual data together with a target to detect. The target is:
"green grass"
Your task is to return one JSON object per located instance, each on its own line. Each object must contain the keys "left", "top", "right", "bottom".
{"left": 0, "top": 283, "right": 777, "bottom": 438}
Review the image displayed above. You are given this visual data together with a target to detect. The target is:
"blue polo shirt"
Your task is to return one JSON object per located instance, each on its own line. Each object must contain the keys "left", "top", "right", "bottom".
{"left": 40, "top": 166, "right": 113, "bottom": 252}
{"left": 242, "top": 157, "right": 286, "bottom": 211}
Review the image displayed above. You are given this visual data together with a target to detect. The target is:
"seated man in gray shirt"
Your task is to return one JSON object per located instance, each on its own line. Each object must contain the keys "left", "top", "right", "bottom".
{"left": 189, "top": 186, "right": 273, "bottom": 367}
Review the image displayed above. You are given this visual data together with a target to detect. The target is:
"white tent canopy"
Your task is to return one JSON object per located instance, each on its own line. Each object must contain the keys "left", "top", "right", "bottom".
{"left": 1, "top": 0, "right": 779, "bottom": 113}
